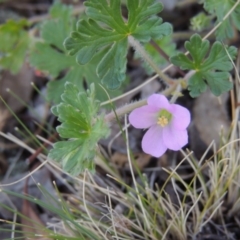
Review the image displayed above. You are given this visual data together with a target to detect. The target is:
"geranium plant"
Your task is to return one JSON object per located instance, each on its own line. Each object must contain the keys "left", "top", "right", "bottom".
{"left": 0, "top": 0, "right": 238, "bottom": 176}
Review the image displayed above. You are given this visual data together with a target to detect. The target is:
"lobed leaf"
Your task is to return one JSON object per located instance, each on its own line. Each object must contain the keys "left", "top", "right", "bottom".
{"left": 64, "top": 0, "right": 172, "bottom": 89}
{"left": 170, "top": 34, "right": 237, "bottom": 97}
{"left": 48, "top": 82, "right": 109, "bottom": 175}
{"left": 29, "top": 1, "right": 119, "bottom": 104}
{"left": 203, "top": 0, "right": 240, "bottom": 40}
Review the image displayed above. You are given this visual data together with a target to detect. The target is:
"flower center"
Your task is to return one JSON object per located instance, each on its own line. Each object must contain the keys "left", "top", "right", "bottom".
{"left": 157, "top": 109, "right": 172, "bottom": 127}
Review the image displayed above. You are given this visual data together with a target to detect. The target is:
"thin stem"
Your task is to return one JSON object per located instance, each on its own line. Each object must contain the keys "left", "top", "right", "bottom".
{"left": 150, "top": 40, "right": 185, "bottom": 77}
{"left": 101, "top": 65, "right": 178, "bottom": 107}
{"left": 104, "top": 83, "right": 178, "bottom": 122}
{"left": 172, "top": 31, "right": 214, "bottom": 41}
{"left": 202, "top": 0, "right": 240, "bottom": 41}
{"left": 149, "top": 40, "right": 170, "bottom": 64}
{"left": 170, "top": 83, "right": 182, "bottom": 104}
{"left": 125, "top": 115, "right": 152, "bottom": 232}
{"left": 102, "top": 0, "right": 240, "bottom": 106}
{"left": 128, "top": 36, "right": 174, "bottom": 85}
{"left": 170, "top": 70, "right": 195, "bottom": 103}
{"left": 82, "top": 171, "right": 106, "bottom": 239}
{"left": 104, "top": 99, "right": 146, "bottom": 123}
{"left": 104, "top": 68, "right": 196, "bottom": 122}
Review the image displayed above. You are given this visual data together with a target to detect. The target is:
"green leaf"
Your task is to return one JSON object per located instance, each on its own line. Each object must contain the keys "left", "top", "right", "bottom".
{"left": 49, "top": 0, "right": 72, "bottom": 21}
{"left": 64, "top": 0, "right": 172, "bottom": 89}
{"left": 203, "top": 0, "right": 240, "bottom": 40}
{"left": 48, "top": 82, "right": 109, "bottom": 175}
{"left": 44, "top": 1, "right": 73, "bottom": 51}
{"left": 30, "top": 42, "right": 73, "bottom": 78}
{"left": 0, "top": 19, "right": 29, "bottom": 73}
{"left": 170, "top": 34, "right": 237, "bottom": 97}
{"left": 29, "top": 2, "right": 118, "bottom": 104}
{"left": 97, "top": 39, "right": 128, "bottom": 89}
{"left": 190, "top": 12, "right": 211, "bottom": 31}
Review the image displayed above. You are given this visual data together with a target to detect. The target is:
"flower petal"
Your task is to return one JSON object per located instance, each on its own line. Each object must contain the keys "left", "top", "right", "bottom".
{"left": 169, "top": 104, "right": 191, "bottom": 130}
{"left": 162, "top": 126, "right": 188, "bottom": 151}
{"left": 142, "top": 125, "right": 167, "bottom": 157}
{"left": 147, "top": 94, "right": 170, "bottom": 110}
{"left": 129, "top": 106, "right": 158, "bottom": 129}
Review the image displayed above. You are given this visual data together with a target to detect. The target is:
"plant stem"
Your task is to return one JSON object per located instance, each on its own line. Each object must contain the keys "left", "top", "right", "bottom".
{"left": 172, "top": 31, "right": 214, "bottom": 40}
{"left": 202, "top": 0, "right": 240, "bottom": 41}
{"left": 104, "top": 99, "right": 146, "bottom": 123}
{"left": 104, "top": 83, "right": 178, "bottom": 122}
{"left": 150, "top": 40, "right": 185, "bottom": 77}
{"left": 128, "top": 36, "right": 174, "bottom": 85}
{"left": 104, "top": 68, "right": 196, "bottom": 122}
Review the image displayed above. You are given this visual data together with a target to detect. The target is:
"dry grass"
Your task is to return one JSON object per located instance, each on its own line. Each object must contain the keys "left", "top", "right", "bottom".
{"left": 1, "top": 75, "right": 240, "bottom": 239}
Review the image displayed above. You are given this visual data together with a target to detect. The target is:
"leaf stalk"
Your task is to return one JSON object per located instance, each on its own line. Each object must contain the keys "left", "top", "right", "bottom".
{"left": 128, "top": 36, "right": 174, "bottom": 85}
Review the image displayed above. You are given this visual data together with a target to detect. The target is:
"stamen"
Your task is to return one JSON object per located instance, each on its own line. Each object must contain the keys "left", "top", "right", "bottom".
{"left": 157, "top": 116, "right": 169, "bottom": 127}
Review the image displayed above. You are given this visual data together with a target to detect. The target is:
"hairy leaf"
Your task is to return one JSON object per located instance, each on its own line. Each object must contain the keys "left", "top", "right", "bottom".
{"left": 170, "top": 34, "right": 237, "bottom": 97}
{"left": 48, "top": 82, "right": 109, "bottom": 175}
{"left": 29, "top": 2, "right": 118, "bottom": 104}
{"left": 64, "top": 0, "right": 172, "bottom": 89}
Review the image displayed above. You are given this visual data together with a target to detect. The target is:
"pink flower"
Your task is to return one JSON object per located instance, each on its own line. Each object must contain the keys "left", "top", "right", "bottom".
{"left": 129, "top": 94, "right": 190, "bottom": 157}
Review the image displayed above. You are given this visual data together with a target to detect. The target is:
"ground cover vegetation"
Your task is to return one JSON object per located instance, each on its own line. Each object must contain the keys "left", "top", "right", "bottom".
{"left": 0, "top": 0, "right": 240, "bottom": 239}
